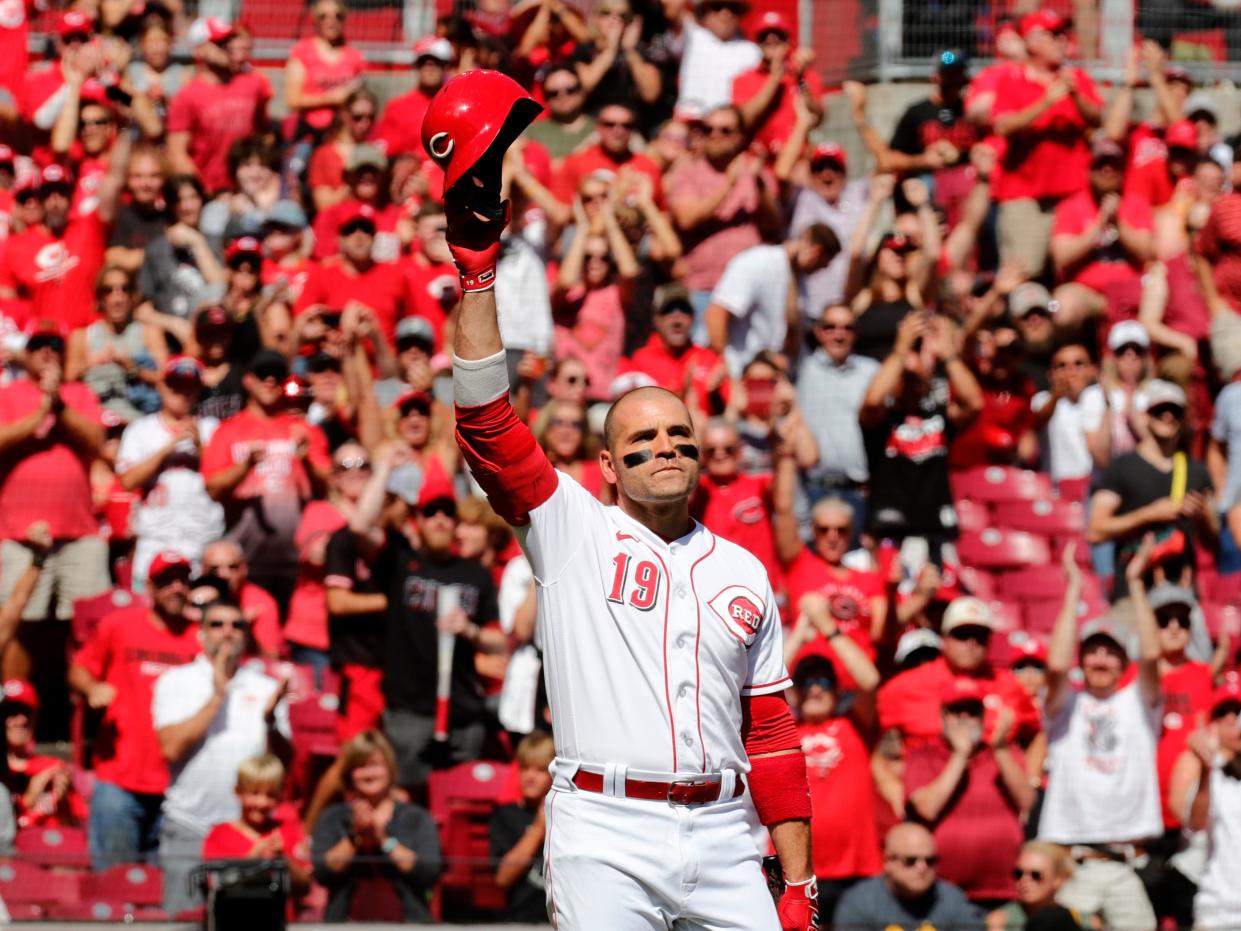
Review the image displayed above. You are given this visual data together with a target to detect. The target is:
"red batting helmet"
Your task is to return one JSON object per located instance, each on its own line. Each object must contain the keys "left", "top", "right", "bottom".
{"left": 420, "top": 70, "right": 542, "bottom": 195}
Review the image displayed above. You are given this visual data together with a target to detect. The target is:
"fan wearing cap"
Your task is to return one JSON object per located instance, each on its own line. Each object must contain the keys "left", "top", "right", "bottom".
{"left": 1049, "top": 139, "right": 1154, "bottom": 331}
{"left": 68, "top": 551, "right": 202, "bottom": 869}
{"left": 989, "top": 10, "right": 1102, "bottom": 278}
{"left": 0, "top": 162, "right": 112, "bottom": 332}
{"left": 1171, "top": 676, "right": 1241, "bottom": 929}
{"left": 399, "top": 202, "right": 459, "bottom": 351}
{"left": 114, "top": 355, "right": 225, "bottom": 590}
{"left": 1037, "top": 540, "right": 1163, "bottom": 929}
{"left": 0, "top": 320, "right": 111, "bottom": 621}
{"left": 1099, "top": 319, "right": 1154, "bottom": 457}
{"left": 548, "top": 101, "right": 664, "bottom": 217}
{"left": 1089, "top": 378, "right": 1216, "bottom": 600}
{"left": 283, "top": 0, "right": 365, "bottom": 141}
{"left": 878, "top": 597, "right": 1041, "bottom": 748}
{"left": 904, "top": 674, "right": 1034, "bottom": 903}
{"left": 165, "top": 17, "right": 271, "bottom": 194}
{"left": 17, "top": 10, "right": 99, "bottom": 135}
{"left": 728, "top": 11, "right": 823, "bottom": 154}
{"left": 790, "top": 642, "right": 883, "bottom": 923}
{"left": 1, "top": 678, "right": 87, "bottom": 829}
{"left": 201, "top": 350, "right": 331, "bottom": 606}
{"left": 258, "top": 199, "right": 314, "bottom": 304}
{"left": 675, "top": 0, "right": 760, "bottom": 119}
{"left": 372, "top": 34, "right": 452, "bottom": 159}
{"left": 619, "top": 284, "right": 723, "bottom": 414}
{"left": 311, "top": 145, "right": 402, "bottom": 262}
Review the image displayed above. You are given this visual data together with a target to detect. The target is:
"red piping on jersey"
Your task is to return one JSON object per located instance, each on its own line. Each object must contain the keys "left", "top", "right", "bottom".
{"left": 642, "top": 544, "right": 677, "bottom": 772}
{"left": 743, "top": 676, "right": 794, "bottom": 692}
{"left": 689, "top": 535, "right": 716, "bottom": 773}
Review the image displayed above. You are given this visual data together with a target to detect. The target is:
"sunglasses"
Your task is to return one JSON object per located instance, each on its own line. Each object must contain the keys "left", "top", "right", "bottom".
{"left": 206, "top": 618, "right": 250, "bottom": 631}
{"left": 550, "top": 418, "right": 585, "bottom": 430}
{"left": 816, "top": 322, "right": 854, "bottom": 332}
{"left": 1013, "top": 867, "right": 1045, "bottom": 882}
{"left": 421, "top": 501, "right": 457, "bottom": 519}
{"left": 204, "top": 562, "right": 242, "bottom": 572}
{"left": 599, "top": 119, "right": 634, "bottom": 130}
{"left": 1148, "top": 404, "right": 1183, "bottom": 419}
{"left": 340, "top": 221, "right": 376, "bottom": 236}
{"left": 706, "top": 124, "right": 739, "bottom": 136}
{"left": 81, "top": 117, "right": 112, "bottom": 129}
{"left": 1012, "top": 659, "right": 1046, "bottom": 672}
{"left": 796, "top": 676, "right": 836, "bottom": 691}
{"left": 97, "top": 283, "right": 130, "bottom": 296}
{"left": 545, "top": 85, "right": 582, "bottom": 98}
{"left": 61, "top": 32, "right": 91, "bottom": 44}
{"left": 334, "top": 456, "right": 371, "bottom": 472}
{"left": 348, "top": 111, "right": 375, "bottom": 122}
{"left": 400, "top": 403, "right": 431, "bottom": 417}
{"left": 944, "top": 702, "right": 984, "bottom": 716}
{"left": 813, "top": 524, "right": 850, "bottom": 535}
{"left": 704, "top": 445, "right": 738, "bottom": 457}
{"left": 583, "top": 192, "right": 609, "bottom": 203}
{"left": 252, "top": 368, "right": 287, "bottom": 382}
{"left": 152, "top": 571, "right": 192, "bottom": 586}
{"left": 1156, "top": 611, "right": 1191, "bottom": 630}
{"left": 889, "top": 854, "right": 938, "bottom": 867}
{"left": 947, "top": 627, "right": 991, "bottom": 644}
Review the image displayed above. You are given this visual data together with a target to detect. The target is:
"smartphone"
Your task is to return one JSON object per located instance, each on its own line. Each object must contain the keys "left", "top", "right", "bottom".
{"left": 321, "top": 311, "right": 342, "bottom": 329}
{"left": 104, "top": 84, "right": 133, "bottom": 107}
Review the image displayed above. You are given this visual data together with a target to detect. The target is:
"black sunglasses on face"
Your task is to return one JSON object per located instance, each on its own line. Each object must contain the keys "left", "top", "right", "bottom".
{"left": 1156, "top": 611, "right": 1191, "bottom": 630}
{"left": 947, "top": 627, "right": 991, "bottom": 645}
{"left": 421, "top": 501, "right": 457, "bottom": 519}
{"left": 1013, "top": 867, "right": 1045, "bottom": 881}
{"left": 545, "top": 85, "right": 582, "bottom": 98}
{"left": 889, "top": 854, "right": 938, "bottom": 867}
{"left": 206, "top": 618, "right": 250, "bottom": 631}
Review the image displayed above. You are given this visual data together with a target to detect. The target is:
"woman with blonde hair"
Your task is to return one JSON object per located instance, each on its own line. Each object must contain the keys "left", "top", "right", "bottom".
{"left": 988, "top": 841, "right": 1081, "bottom": 930}
{"left": 310, "top": 731, "right": 443, "bottom": 923}
{"left": 532, "top": 398, "right": 610, "bottom": 502}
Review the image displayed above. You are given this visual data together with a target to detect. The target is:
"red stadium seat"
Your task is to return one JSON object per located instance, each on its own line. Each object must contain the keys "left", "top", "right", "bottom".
{"left": 951, "top": 466, "right": 1053, "bottom": 504}
{"left": 1202, "top": 602, "right": 1241, "bottom": 639}
{"left": 427, "top": 761, "right": 511, "bottom": 919}
{"left": 956, "top": 529, "right": 1052, "bottom": 570}
{"left": 991, "top": 498, "right": 1085, "bottom": 537}
{"left": 998, "top": 566, "right": 1105, "bottom": 604}
{"left": 0, "top": 860, "right": 84, "bottom": 907}
{"left": 15, "top": 825, "right": 90, "bottom": 868}
{"left": 955, "top": 566, "right": 997, "bottom": 601}
{"left": 85, "top": 864, "right": 163, "bottom": 907}
{"left": 953, "top": 498, "right": 990, "bottom": 534}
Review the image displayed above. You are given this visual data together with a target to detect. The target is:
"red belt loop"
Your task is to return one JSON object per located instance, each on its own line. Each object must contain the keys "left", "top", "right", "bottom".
{"left": 572, "top": 770, "right": 745, "bottom": 806}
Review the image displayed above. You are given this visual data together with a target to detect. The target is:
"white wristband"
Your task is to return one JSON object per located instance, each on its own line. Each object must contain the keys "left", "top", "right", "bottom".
{"left": 452, "top": 349, "right": 510, "bottom": 407}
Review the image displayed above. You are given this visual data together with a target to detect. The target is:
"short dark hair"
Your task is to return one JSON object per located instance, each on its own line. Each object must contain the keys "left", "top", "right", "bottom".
{"left": 802, "top": 223, "right": 842, "bottom": 261}
{"left": 541, "top": 64, "right": 578, "bottom": 89}
{"left": 200, "top": 596, "right": 242, "bottom": 620}
{"left": 228, "top": 138, "right": 280, "bottom": 179}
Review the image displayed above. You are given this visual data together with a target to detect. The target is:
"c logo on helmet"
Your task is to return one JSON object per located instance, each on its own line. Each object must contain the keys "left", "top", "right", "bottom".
{"left": 428, "top": 132, "right": 454, "bottom": 162}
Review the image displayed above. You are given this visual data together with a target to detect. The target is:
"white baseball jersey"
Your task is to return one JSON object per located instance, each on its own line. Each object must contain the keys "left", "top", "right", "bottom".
{"left": 527, "top": 471, "right": 790, "bottom": 775}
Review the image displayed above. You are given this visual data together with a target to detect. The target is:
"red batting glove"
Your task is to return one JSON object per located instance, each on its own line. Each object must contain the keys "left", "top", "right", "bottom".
{"left": 777, "top": 877, "right": 819, "bottom": 931}
{"left": 445, "top": 195, "right": 509, "bottom": 292}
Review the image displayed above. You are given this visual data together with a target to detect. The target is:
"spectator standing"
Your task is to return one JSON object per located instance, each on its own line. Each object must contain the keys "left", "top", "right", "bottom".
{"left": 311, "top": 730, "right": 443, "bottom": 922}
{"left": 705, "top": 225, "right": 840, "bottom": 377}
{"left": 834, "top": 823, "right": 983, "bottom": 930}
{"left": 0, "top": 320, "right": 108, "bottom": 622}
{"left": 949, "top": 315, "right": 1039, "bottom": 470}
{"left": 1089, "top": 379, "right": 1216, "bottom": 600}
{"left": 102, "top": 144, "right": 168, "bottom": 274}
{"left": 202, "top": 350, "right": 332, "bottom": 607}
{"left": 731, "top": 12, "right": 823, "bottom": 156}
{"left": 2, "top": 677, "right": 86, "bottom": 828}
{"left": 137, "top": 174, "right": 226, "bottom": 319}
{"left": 68, "top": 553, "right": 201, "bottom": 869}
{"left": 490, "top": 731, "right": 556, "bottom": 923}
{"left": 283, "top": 0, "right": 365, "bottom": 146}
{"left": 550, "top": 102, "right": 664, "bottom": 224}
{"left": 115, "top": 355, "right": 224, "bottom": 590}
{"left": 199, "top": 540, "right": 283, "bottom": 661}
{"left": 1031, "top": 341, "right": 1109, "bottom": 500}
{"left": 676, "top": 0, "right": 759, "bottom": 119}
{"left": 568, "top": 0, "right": 661, "bottom": 121}
{"left": 524, "top": 66, "right": 596, "bottom": 163}
{"left": 790, "top": 620, "right": 882, "bottom": 922}
{"left": 372, "top": 35, "right": 451, "bottom": 160}
{"left": 990, "top": 10, "right": 1102, "bottom": 277}
{"left": 666, "top": 105, "right": 780, "bottom": 320}
{"left": 153, "top": 596, "right": 290, "bottom": 916}
{"left": 308, "top": 89, "right": 380, "bottom": 212}
{"left": 1007, "top": 283, "right": 1057, "bottom": 392}
{"left": 1038, "top": 541, "right": 1162, "bottom": 929}
{"left": 166, "top": 19, "right": 271, "bottom": 195}
{"left": 620, "top": 285, "right": 722, "bottom": 412}
{"left": 905, "top": 678, "right": 1034, "bottom": 904}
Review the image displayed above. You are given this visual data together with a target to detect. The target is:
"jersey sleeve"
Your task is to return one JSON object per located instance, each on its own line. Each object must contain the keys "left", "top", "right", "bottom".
{"left": 524, "top": 470, "right": 603, "bottom": 584}
{"left": 740, "top": 579, "right": 791, "bottom": 696}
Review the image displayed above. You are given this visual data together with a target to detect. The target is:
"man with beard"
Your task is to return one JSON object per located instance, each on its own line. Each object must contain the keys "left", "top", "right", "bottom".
{"left": 1038, "top": 540, "right": 1162, "bottom": 929}
{"left": 153, "top": 595, "right": 290, "bottom": 915}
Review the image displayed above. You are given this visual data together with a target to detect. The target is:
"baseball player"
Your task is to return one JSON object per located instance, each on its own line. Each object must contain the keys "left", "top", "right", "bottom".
{"left": 428, "top": 71, "right": 817, "bottom": 931}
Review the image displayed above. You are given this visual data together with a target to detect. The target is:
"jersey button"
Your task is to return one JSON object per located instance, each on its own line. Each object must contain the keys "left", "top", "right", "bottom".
{"left": 680, "top": 731, "right": 695, "bottom": 747}
{"left": 677, "top": 684, "right": 690, "bottom": 698}
{"left": 675, "top": 634, "right": 690, "bottom": 648}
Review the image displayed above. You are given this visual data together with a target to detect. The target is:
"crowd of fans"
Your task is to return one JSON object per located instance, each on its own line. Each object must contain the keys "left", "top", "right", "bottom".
{"left": 1, "top": 0, "right": 1241, "bottom": 927}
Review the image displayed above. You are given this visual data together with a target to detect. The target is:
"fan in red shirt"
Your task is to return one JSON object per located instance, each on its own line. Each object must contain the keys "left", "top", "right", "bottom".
{"left": 0, "top": 164, "right": 113, "bottom": 332}
{"left": 68, "top": 553, "right": 203, "bottom": 869}
{"left": 1050, "top": 138, "right": 1154, "bottom": 331}
{"left": 790, "top": 631, "right": 882, "bottom": 923}
{"left": 297, "top": 203, "right": 411, "bottom": 346}
{"left": 201, "top": 351, "right": 332, "bottom": 610}
{"left": 1, "top": 679, "right": 88, "bottom": 829}
{"left": 373, "top": 36, "right": 452, "bottom": 159}
{"left": 283, "top": 0, "right": 366, "bottom": 140}
{"left": 549, "top": 101, "right": 663, "bottom": 217}
{"left": 259, "top": 200, "right": 317, "bottom": 307}
{"left": 311, "top": 145, "right": 404, "bottom": 263}
{"left": 201, "top": 753, "right": 312, "bottom": 909}
{"left": 166, "top": 18, "right": 271, "bottom": 194}
{"left": 619, "top": 286, "right": 723, "bottom": 415}
{"left": 990, "top": 10, "right": 1102, "bottom": 277}
{"left": 400, "top": 201, "right": 458, "bottom": 349}
{"left": 731, "top": 12, "right": 824, "bottom": 157}
{"left": 0, "top": 0, "right": 46, "bottom": 108}
{"left": 18, "top": 11, "right": 96, "bottom": 146}
{"left": 777, "top": 494, "right": 886, "bottom": 690}
{"left": 878, "top": 597, "right": 1041, "bottom": 749}
{"left": 949, "top": 316, "right": 1038, "bottom": 470}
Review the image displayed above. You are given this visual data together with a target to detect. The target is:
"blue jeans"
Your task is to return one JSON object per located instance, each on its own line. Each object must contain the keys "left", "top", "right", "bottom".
{"left": 88, "top": 780, "right": 163, "bottom": 871}
{"left": 289, "top": 642, "right": 331, "bottom": 690}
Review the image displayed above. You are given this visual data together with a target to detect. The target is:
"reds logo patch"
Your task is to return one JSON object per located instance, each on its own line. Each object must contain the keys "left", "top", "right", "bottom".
{"left": 707, "top": 585, "right": 766, "bottom": 645}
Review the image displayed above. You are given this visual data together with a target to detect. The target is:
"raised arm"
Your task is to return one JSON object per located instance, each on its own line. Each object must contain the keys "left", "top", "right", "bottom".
{"left": 1044, "top": 542, "right": 1083, "bottom": 718}
{"left": 1125, "top": 534, "right": 1164, "bottom": 707}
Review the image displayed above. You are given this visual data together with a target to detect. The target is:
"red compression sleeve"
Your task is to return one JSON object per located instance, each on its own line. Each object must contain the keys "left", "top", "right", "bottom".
{"left": 742, "top": 694, "right": 811, "bottom": 825}
{"left": 455, "top": 395, "right": 559, "bottom": 525}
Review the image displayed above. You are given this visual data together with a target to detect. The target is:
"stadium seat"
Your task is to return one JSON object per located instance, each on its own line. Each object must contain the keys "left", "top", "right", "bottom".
{"left": 956, "top": 529, "right": 1051, "bottom": 570}
{"left": 15, "top": 824, "right": 90, "bottom": 868}
{"left": 955, "top": 566, "right": 997, "bottom": 601}
{"left": 951, "top": 466, "right": 1053, "bottom": 504}
{"left": 991, "top": 498, "right": 1085, "bottom": 537}
{"left": 0, "top": 860, "right": 84, "bottom": 908}
{"left": 68, "top": 587, "right": 146, "bottom": 767}
{"left": 997, "top": 566, "right": 1105, "bottom": 603}
{"left": 953, "top": 498, "right": 990, "bottom": 534}
{"left": 85, "top": 863, "right": 163, "bottom": 907}
{"left": 427, "top": 761, "right": 511, "bottom": 919}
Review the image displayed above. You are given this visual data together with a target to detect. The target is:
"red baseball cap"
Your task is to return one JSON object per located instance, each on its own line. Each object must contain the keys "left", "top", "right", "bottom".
{"left": 187, "top": 16, "right": 234, "bottom": 46}
{"left": 394, "top": 389, "right": 432, "bottom": 415}
{"left": 1, "top": 679, "right": 39, "bottom": 712}
{"left": 940, "top": 676, "right": 989, "bottom": 707}
{"left": 754, "top": 11, "right": 792, "bottom": 39}
{"left": 1019, "top": 9, "right": 1070, "bottom": 37}
{"left": 38, "top": 163, "right": 75, "bottom": 191}
{"left": 337, "top": 201, "right": 378, "bottom": 232}
{"left": 163, "top": 355, "right": 204, "bottom": 382}
{"left": 1211, "top": 676, "right": 1241, "bottom": 714}
{"left": 56, "top": 10, "right": 95, "bottom": 38}
{"left": 809, "top": 143, "right": 847, "bottom": 171}
{"left": 1165, "top": 119, "right": 1198, "bottom": 151}
{"left": 225, "top": 236, "right": 262, "bottom": 262}
{"left": 148, "top": 551, "right": 192, "bottom": 583}
{"left": 416, "top": 478, "right": 457, "bottom": 511}
{"left": 1011, "top": 637, "right": 1049, "bottom": 665}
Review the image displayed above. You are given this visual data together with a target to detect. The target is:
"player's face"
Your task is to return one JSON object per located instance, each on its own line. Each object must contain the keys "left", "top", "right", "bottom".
{"left": 602, "top": 394, "right": 699, "bottom": 506}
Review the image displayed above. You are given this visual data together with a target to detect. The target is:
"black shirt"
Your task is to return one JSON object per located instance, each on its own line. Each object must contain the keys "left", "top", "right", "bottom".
{"left": 1096, "top": 450, "right": 1213, "bottom": 599}
{"left": 196, "top": 365, "right": 245, "bottom": 422}
{"left": 853, "top": 300, "right": 914, "bottom": 362}
{"left": 488, "top": 803, "right": 547, "bottom": 922}
{"left": 324, "top": 526, "right": 387, "bottom": 668}
{"left": 378, "top": 537, "right": 497, "bottom": 722}
{"left": 109, "top": 202, "right": 167, "bottom": 252}
{"left": 889, "top": 97, "right": 978, "bottom": 164}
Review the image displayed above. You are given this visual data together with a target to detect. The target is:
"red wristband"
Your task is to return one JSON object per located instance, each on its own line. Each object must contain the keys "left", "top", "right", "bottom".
{"left": 459, "top": 266, "right": 497, "bottom": 292}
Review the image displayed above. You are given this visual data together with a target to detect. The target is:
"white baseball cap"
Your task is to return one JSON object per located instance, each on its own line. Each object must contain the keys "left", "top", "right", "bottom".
{"left": 1108, "top": 319, "right": 1150, "bottom": 351}
{"left": 941, "top": 596, "right": 995, "bottom": 634}
{"left": 187, "top": 17, "right": 234, "bottom": 47}
{"left": 1145, "top": 379, "right": 1187, "bottom": 410}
